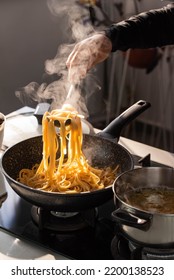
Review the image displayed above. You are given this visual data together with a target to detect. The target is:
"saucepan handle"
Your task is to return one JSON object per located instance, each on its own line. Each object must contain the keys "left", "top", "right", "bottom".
{"left": 112, "top": 208, "right": 152, "bottom": 231}
{"left": 98, "top": 100, "right": 151, "bottom": 141}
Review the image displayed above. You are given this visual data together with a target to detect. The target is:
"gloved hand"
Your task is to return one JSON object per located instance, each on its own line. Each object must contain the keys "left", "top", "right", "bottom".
{"left": 66, "top": 33, "right": 112, "bottom": 84}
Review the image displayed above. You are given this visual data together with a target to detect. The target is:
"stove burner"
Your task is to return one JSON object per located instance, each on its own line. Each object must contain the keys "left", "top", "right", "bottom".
{"left": 111, "top": 230, "right": 174, "bottom": 260}
{"left": 31, "top": 206, "right": 98, "bottom": 232}
{"left": 129, "top": 241, "right": 174, "bottom": 260}
{"left": 50, "top": 211, "right": 79, "bottom": 218}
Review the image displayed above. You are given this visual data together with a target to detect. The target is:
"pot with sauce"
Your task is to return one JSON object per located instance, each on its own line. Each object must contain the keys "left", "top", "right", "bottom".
{"left": 112, "top": 167, "right": 174, "bottom": 245}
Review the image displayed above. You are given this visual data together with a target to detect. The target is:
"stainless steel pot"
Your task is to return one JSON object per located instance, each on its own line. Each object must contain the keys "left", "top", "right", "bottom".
{"left": 112, "top": 167, "right": 174, "bottom": 245}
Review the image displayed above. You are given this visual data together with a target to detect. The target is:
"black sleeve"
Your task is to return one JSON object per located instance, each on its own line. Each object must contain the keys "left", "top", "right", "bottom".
{"left": 105, "top": 4, "right": 174, "bottom": 52}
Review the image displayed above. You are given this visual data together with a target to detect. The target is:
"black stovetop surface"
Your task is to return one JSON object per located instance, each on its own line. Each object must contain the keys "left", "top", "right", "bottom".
{"left": 0, "top": 155, "right": 171, "bottom": 260}
{"left": 0, "top": 180, "right": 115, "bottom": 260}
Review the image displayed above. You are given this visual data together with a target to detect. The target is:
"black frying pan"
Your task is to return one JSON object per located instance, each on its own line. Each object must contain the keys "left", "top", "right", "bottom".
{"left": 1, "top": 100, "right": 150, "bottom": 211}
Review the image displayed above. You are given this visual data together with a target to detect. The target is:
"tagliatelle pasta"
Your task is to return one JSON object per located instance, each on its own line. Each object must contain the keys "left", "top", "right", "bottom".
{"left": 17, "top": 105, "right": 119, "bottom": 193}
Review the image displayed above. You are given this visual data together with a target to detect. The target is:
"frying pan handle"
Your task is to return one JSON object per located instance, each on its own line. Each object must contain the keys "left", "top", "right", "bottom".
{"left": 112, "top": 208, "right": 152, "bottom": 231}
{"left": 97, "top": 100, "right": 151, "bottom": 140}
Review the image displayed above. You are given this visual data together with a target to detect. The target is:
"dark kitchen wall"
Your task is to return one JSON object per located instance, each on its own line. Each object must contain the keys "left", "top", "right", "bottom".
{"left": 0, "top": 0, "right": 68, "bottom": 114}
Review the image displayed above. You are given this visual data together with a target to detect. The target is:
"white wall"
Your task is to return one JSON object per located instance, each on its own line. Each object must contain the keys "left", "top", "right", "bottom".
{"left": 0, "top": 0, "right": 68, "bottom": 114}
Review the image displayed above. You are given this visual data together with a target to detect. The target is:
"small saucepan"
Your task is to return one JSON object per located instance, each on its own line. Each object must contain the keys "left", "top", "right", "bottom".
{"left": 112, "top": 167, "right": 174, "bottom": 246}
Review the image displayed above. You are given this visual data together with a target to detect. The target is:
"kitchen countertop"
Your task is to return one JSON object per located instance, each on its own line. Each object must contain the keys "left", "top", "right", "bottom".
{"left": 0, "top": 106, "right": 174, "bottom": 260}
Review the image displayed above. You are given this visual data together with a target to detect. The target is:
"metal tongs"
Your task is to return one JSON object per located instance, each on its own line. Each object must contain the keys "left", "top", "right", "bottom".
{"left": 56, "top": 83, "right": 80, "bottom": 128}
{"left": 66, "top": 84, "right": 80, "bottom": 99}
{"left": 54, "top": 119, "right": 71, "bottom": 128}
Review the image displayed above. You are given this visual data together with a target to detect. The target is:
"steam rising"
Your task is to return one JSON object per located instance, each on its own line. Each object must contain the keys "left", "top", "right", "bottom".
{"left": 47, "top": 0, "right": 94, "bottom": 41}
{"left": 15, "top": 0, "right": 97, "bottom": 118}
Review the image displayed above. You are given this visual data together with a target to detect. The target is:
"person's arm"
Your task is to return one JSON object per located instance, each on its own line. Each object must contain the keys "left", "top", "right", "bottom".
{"left": 66, "top": 4, "right": 174, "bottom": 83}
{"left": 105, "top": 3, "right": 174, "bottom": 51}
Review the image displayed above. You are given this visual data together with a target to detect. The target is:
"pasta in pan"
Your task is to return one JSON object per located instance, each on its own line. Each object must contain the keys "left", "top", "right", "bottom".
{"left": 17, "top": 105, "right": 119, "bottom": 193}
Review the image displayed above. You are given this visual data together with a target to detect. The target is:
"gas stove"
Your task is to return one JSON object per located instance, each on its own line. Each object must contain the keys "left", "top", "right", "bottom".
{"left": 0, "top": 154, "right": 172, "bottom": 260}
